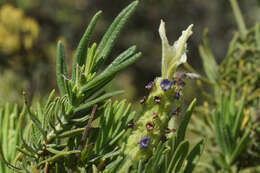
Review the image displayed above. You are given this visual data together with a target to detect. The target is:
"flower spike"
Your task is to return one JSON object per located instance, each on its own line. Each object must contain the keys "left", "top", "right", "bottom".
{"left": 124, "top": 21, "right": 193, "bottom": 162}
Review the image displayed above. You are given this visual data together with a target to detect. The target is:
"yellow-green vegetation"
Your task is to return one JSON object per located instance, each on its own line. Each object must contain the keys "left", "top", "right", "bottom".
{"left": 0, "top": 4, "right": 39, "bottom": 54}
{"left": 188, "top": 0, "right": 260, "bottom": 172}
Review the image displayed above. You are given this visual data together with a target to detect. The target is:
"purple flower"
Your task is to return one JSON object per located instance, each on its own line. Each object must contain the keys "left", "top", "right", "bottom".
{"left": 160, "top": 79, "right": 172, "bottom": 91}
{"left": 138, "top": 136, "right": 150, "bottom": 148}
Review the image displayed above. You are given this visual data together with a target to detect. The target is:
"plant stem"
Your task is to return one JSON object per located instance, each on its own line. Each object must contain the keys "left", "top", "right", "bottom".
{"left": 229, "top": 0, "right": 247, "bottom": 38}
{"left": 69, "top": 104, "right": 98, "bottom": 173}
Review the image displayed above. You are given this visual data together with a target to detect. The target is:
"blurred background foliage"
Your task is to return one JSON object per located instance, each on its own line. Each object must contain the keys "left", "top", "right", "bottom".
{"left": 0, "top": 0, "right": 259, "bottom": 107}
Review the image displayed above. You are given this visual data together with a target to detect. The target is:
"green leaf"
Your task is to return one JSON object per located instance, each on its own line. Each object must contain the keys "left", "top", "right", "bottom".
{"left": 255, "top": 23, "right": 260, "bottom": 51}
{"left": 221, "top": 95, "right": 229, "bottom": 126}
{"left": 221, "top": 124, "right": 234, "bottom": 157}
{"left": 167, "top": 140, "right": 189, "bottom": 173}
{"left": 226, "top": 32, "right": 239, "bottom": 57}
{"left": 72, "top": 11, "right": 102, "bottom": 82}
{"left": 232, "top": 97, "right": 245, "bottom": 139}
{"left": 15, "top": 106, "right": 26, "bottom": 146}
{"left": 12, "top": 105, "right": 20, "bottom": 160}
{"left": 112, "top": 103, "right": 132, "bottom": 137}
{"left": 104, "top": 156, "right": 123, "bottom": 171}
{"left": 0, "top": 140, "right": 26, "bottom": 173}
{"left": 175, "top": 98, "right": 196, "bottom": 149}
{"left": 38, "top": 150, "right": 80, "bottom": 166}
{"left": 56, "top": 41, "right": 68, "bottom": 96}
{"left": 137, "top": 160, "right": 143, "bottom": 173}
{"left": 79, "top": 48, "right": 141, "bottom": 94}
{"left": 218, "top": 153, "right": 229, "bottom": 169}
{"left": 95, "top": 1, "right": 139, "bottom": 69}
{"left": 150, "top": 142, "right": 165, "bottom": 173}
{"left": 143, "top": 143, "right": 166, "bottom": 172}
{"left": 229, "top": 129, "right": 250, "bottom": 165}
{"left": 85, "top": 43, "right": 98, "bottom": 78}
{"left": 229, "top": 87, "right": 236, "bottom": 117}
{"left": 56, "top": 128, "right": 85, "bottom": 138}
{"left": 16, "top": 146, "right": 36, "bottom": 158}
{"left": 199, "top": 30, "right": 218, "bottom": 83}
{"left": 218, "top": 112, "right": 230, "bottom": 156}
{"left": 2, "top": 103, "right": 9, "bottom": 159}
{"left": 213, "top": 110, "right": 227, "bottom": 155}
{"left": 74, "top": 90, "right": 124, "bottom": 113}
{"left": 81, "top": 75, "right": 116, "bottom": 100}
{"left": 37, "top": 103, "right": 44, "bottom": 125}
{"left": 63, "top": 77, "right": 73, "bottom": 104}
{"left": 229, "top": 0, "right": 247, "bottom": 39}
{"left": 19, "top": 106, "right": 38, "bottom": 155}
{"left": 108, "top": 129, "right": 125, "bottom": 146}
{"left": 96, "top": 101, "right": 112, "bottom": 152}
{"left": 173, "top": 143, "right": 189, "bottom": 173}
{"left": 25, "top": 104, "right": 46, "bottom": 139}
{"left": 184, "top": 139, "right": 204, "bottom": 173}
{"left": 44, "top": 89, "right": 56, "bottom": 111}
{"left": 89, "top": 149, "right": 121, "bottom": 163}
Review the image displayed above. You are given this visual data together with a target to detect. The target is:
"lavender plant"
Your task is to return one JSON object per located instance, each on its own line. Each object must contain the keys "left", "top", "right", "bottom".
{"left": 0, "top": 1, "right": 205, "bottom": 173}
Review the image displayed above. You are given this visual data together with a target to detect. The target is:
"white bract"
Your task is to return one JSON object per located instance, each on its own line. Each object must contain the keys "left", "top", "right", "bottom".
{"left": 159, "top": 20, "right": 193, "bottom": 78}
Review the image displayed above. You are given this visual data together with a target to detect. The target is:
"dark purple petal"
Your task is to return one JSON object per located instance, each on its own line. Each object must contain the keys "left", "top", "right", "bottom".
{"left": 160, "top": 79, "right": 172, "bottom": 91}
{"left": 138, "top": 136, "right": 150, "bottom": 148}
